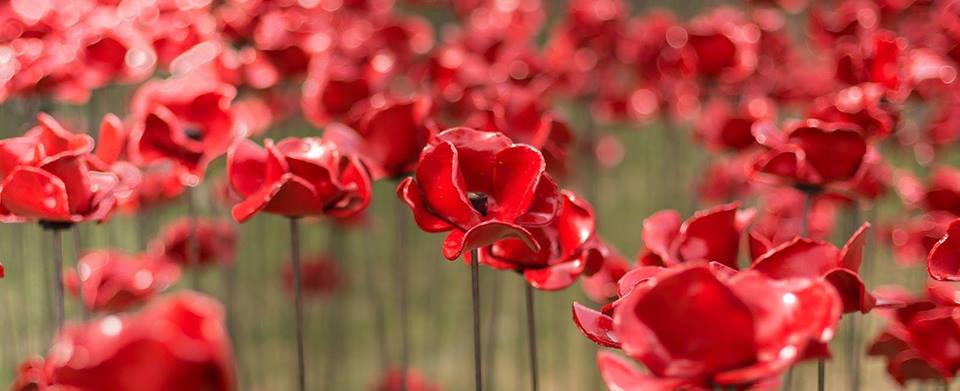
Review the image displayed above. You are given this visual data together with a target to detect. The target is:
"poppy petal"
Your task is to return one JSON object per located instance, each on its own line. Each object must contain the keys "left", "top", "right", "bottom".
{"left": 231, "top": 174, "right": 320, "bottom": 222}
{"left": 572, "top": 302, "right": 620, "bottom": 348}
{"left": 417, "top": 141, "right": 480, "bottom": 230}
{"left": 227, "top": 139, "right": 267, "bottom": 198}
{"left": 1, "top": 166, "right": 71, "bottom": 221}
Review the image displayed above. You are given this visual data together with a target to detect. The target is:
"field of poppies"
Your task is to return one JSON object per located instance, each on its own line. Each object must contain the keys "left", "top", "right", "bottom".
{"left": 1, "top": 0, "right": 959, "bottom": 390}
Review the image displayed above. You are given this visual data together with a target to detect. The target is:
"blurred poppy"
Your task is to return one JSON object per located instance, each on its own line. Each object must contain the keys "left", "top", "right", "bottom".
{"left": 636, "top": 203, "right": 753, "bottom": 270}
{"left": 329, "top": 95, "right": 435, "bottom": 179}
{"left": 397, "top": 127, "right": 560, "bottom": 260}
{"left": 0, "top": 114, "right": 119, "bottom": 224}
{"left": 150, "top": 218, "right": 236, "bottom": 268}
{"left": 868, "top": 284, "right": 960, "bottom": 385}
{"left": 227, "top": 137, "right": 372, "bottom": 222}
{"left": 128, "top": 71, "right": 238, "bottom": 185}
{"left": 281, "top": 255, "right": 340, "bottom": 297}
{"left": 63, "top": 250, "right": 180, "bottom": 312}
{"left": 29, "top": 292, "right": 235, "bottom": 391}
{"left": 373, "top": 367, "right": 443, "bottom": 391}
{"left": 752, "top": 119, "right": 868, "bottom": 190}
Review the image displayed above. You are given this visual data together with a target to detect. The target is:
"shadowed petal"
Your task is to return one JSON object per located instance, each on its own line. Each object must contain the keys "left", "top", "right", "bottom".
{"left": 928, "top": 219, "right": 960, "bottom": 281}
{"left": 441, "top": 220, "right": 537, "bottom": 260}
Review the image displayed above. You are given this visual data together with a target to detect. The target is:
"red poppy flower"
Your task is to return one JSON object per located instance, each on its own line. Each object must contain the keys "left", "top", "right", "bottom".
{"left": 461, "top": 85, "right": 574, "bottom": 178}
{"left": 921, "top": 166, "right": 960, "bottom": 216}
{"left": 0, "top": 114, "right": 119, "bottom": 223}
{"left": 227, "top": 137, "right": 372, "bottom": 222}
{"left": 63, "top": 250, "right": 181, "bottom": 313}
{"left": 396, "top": 127, "right": 560, "bottom": 260}
{"left": 119, "top": 161, "right": 186, "bottom": 213}
{"left": 30, "top": 292, "right": 235, "bottom": 391}
{"left": 149, "top": 218, "right": 236, "bottom": 268}
{"left": 373, "top": 368, "right": 443, "bottom": 391}
{"left": 301, "top": 55, "right": 372, "bottom": 126}
{"left": 579, "top": 240, "right": 630, "bottom": 304}
{"left": 577, "top": 265, "right": 842, "bottom": 388}
{"left": 128, "top": 71, "right": 238, "bottom": 185}
{"left": 696, "top": 154, "right": 754, "bottom": 205}
{"left": 281, "top": 255, "right": 340, "bottom": 297}
{"left": 684, "top": 7, "right": 759, "bottom": 82}
{"left": 636, "top": 202, "right": 753, "bottom": 270}
{"left": 696, "top": 95, "right": 775, "bottom": 151}
{"left": 750, "top": 222, "right": 876, "bottom": 313}
{"left": 327, "top": 95, "right": 435, "bottom": 179}
{"left": 478, "top": 190, "right": 599, "bottom": 290}
{"left": 76, "top": 18, "right": 157, "bottom": 91}
{"left": 868, "top": 284, "right": 960, "bottom": 385}
{"left": 887, "top": 212, "right": 953, "bottom": 266}
{"left": 809, "top": 83, "right": 898, "bottom": 140}
{"left": 751, "top": 119, "right": 868, "bottom": 190}
{"left": 835, "top": 30, "right": 906, "bottom": 93}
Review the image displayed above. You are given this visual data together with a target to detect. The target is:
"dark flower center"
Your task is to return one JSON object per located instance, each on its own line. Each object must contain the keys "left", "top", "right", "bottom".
{"left": 184, "top": 126, "right": 204, "bottom": 141}
{"left": 467, "top": 192, "right": 489, "bottom": 217}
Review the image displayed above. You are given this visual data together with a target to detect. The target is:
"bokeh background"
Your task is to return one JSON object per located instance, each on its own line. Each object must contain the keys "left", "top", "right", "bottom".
{"left": 0, "top": 1, "right": 946, "bottom": 390}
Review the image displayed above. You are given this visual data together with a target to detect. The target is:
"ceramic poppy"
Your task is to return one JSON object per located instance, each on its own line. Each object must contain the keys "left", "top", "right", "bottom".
{"left": 0, "top": 114, "right": 119, "bottom": 224}
{"left": 636, "top": 202, "right": 753, "bottom": 270}
{"left": 128, "top": 70, "right": 238, "bottom": 185}
{"left": 63, "top": 250, "right": 181, "bottom": 312}
{"left": 16, "top": 292, "right": 235, "bottom": 391}
{"left": 752, "top": 119, "right": 868, "bottom": 190}
{"left": 227, "top": 137, "right": 372, "bottom": 222}
{"left": 149, "top": 218, "right": 236, "bottom": 268}
{"left": 396, "top": 127, "right": 561, "bottom": 260}
{"left": 330, "top": 95, "right": 435, "bottom": 179}
{"left": 575, "top": 265, "right": 842, "bottom": 388}
{"left": 281, "top": 255, "right": 340, "bottom": 297}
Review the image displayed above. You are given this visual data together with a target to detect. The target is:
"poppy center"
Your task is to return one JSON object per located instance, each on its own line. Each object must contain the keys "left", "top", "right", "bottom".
{"left": 184, "top": 126, "right": 204, "bottom": 141}
{"left": 467, "top": 192, "right": 489, "bottom": 216}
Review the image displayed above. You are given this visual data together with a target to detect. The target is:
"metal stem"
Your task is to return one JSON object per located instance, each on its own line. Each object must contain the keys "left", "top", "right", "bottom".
{"left": 289, "top": 218, "right": 306, "bottom": 391}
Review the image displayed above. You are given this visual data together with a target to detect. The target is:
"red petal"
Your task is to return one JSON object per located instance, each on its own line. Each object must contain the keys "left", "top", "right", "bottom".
{"left": 95, "top": 114, "right": 126, "bottom": 165}
{"left": 641, "top": 210, "right": 681, "bottom": 263}
{"left": 396, "top": 177, "right": 454, "bottom": 232}
{"left": 840, "top": 222, "right": 871, "bottom": 272}
{"left": 524, "top": 261, "right": 586, "bottom": 291}
{"left": 433, "top": 127, "right": 512, "bottom": 193}
{"left": 227, "top": 139, "right": 267, "bottom": 198}
{"left": 41, "top": 153, "right": 94, "bottom": 215}
{"left": 0, "top": 137, "right": 41, "bottom": 177}
{"left": 491, "top": 144, "right": 546, "bottom": 221}
{"left": 1, "top": 166, "right": 71, "bottom": 221}
{"left": 677, "top": 202, "right": 742, "bottom": 269}
{"left": 441, "top": 220, "right": 538, "bottom": 260}
{"left": 928, "top": 218, "right": 960, "bottom": 281}
{"left": 596, "top": 351, "right": 685, "bottom": 391}
{"left": 572, "top": 302, "right": 620, "bottom": 348}
{"left": 416, "top": 141, "right": 480, "bottom": 230}
{"left": 751, "top": 237, "right": 840, "bottom": 279}
{"left": 231, "top": 174, "right": 320, "bottom": 222}
{"left": 614, "top": 266, "right": 757, "bottom": 379}
{"left": 748, "top": 230, "right": 772, "bottom": 262}
{"left": 824, "top": 268, "right": 876, "bottom": 313}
